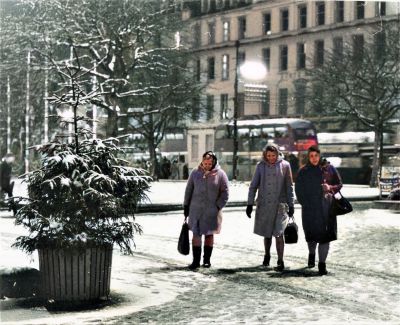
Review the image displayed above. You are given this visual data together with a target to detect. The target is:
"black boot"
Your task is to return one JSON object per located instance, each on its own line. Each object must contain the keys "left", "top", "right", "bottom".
{"left": 202, "top": 246, "right": 213, "bottom": 268}
{"left": 262, "top": 254, "right": 270, "bottom": 267}
{"left": 318, "top": 262, "right": 328, "bottom": 275}
{"left": 276, "top": 259, "right": 285, "bottom": 272}
{"left": 188, "top": 246, "right": 201, "bottom": 270}
{"left": 308, "top": 254, "right": 316, "bottom": 268}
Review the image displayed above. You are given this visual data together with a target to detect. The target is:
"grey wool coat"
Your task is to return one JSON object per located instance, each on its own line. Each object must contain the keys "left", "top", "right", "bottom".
{"left": 184, "top": 164, "right": 229, "bottom": 235}
{"left": 247, "top": 158, "right": 294, "bottom": 238}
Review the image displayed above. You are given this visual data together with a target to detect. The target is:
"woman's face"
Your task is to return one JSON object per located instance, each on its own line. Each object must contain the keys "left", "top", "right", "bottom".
{"left": 202, "top": 158, "right": 213, "bottom": 171}
{"left": 264, "top": 150, "right": 278, "bottom": 164}
{"left": 309, "top": 151, "right": 320, "bottom": 166}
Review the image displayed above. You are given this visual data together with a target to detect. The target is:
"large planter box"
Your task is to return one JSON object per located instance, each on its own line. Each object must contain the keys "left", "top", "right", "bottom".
{"left": 38, "top": 245, "right": 113, "bottom": 303}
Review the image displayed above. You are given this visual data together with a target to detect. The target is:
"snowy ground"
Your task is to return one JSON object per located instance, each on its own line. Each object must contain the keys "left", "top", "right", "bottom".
{"left": 1, "top": 203, "right": 399, "bottom": 324}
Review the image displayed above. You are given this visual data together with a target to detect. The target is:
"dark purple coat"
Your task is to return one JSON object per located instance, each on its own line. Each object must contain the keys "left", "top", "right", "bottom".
{"left": 295, "top": 162, "right": 342, "bottom": 243}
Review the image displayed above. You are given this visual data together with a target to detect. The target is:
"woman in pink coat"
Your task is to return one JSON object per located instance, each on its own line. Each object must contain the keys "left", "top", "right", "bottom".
{"left": 183, "top": 151, "right": 229, "bottom": 270}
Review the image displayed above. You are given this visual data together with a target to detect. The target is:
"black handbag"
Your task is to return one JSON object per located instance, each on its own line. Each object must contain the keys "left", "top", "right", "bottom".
{"left": 330, "top": 191, "right": 353, "bottom": 216}
{"left": 177, "top": 221, "right": 190, "bottom": 255}
{"left": 284, "top": 216, "right": 298, "bottom": 244}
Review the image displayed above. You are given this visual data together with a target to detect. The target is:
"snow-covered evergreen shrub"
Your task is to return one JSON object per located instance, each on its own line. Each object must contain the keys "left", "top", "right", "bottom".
{"left": 13, "top": 138, "right": 151, "bottom": 254}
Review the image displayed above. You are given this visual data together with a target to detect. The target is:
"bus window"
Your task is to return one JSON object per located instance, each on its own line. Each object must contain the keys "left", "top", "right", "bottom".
{"left": 261, "top": 127, "right": 274, "bottom": 139}
{"left": 250, "top": 128, "right": 261, "bottom": 137}
{"left": 238, "top": 128, "right": 250, "bottom": 138}
{"left": 295, "top": 128, "right": 316, "bottom": 139}
{"left": 274, "top": 126, "right": 288, "bottom": 138}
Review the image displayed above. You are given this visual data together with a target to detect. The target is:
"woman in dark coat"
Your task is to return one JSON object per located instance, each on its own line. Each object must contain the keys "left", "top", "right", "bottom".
{"left": 295, "top": 146, "right": 342, "bottom": 275}
{"left": 183, "top": 151, "right": 229, "bottom": 270}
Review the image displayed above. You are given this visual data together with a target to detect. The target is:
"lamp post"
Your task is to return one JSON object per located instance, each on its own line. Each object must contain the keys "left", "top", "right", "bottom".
{"left": 232, "top": 40, "right": 267, "bottom": 180}
{"left": 232, "top": 40, "right": 240, "bottom": 181}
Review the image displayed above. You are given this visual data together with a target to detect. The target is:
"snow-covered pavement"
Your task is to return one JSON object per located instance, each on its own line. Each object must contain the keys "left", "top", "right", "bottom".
{"left": 1, "top": 202, "right": 399, "bottom": 324}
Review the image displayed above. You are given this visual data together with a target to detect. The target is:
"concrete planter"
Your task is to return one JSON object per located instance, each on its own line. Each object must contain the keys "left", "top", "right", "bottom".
{"left": 38, "top": 245, "right": 113, "bottom": 303}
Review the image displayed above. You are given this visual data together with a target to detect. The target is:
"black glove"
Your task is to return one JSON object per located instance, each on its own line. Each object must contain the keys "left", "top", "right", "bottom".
{"left": 246, "top": 205, "right": 253, "bottom": 218}
{"left": 288, "top": 206, "right": 294, "bottom": 218}
{"left": 183, "top": 205, "right": 189, "bottom": 218}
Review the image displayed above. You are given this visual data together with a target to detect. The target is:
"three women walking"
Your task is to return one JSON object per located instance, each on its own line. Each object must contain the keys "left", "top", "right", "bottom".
{"left": 183, "top": 151, "right": 229, "bottom": 270}
{"left": 182, "top": 145, "right": 343, "bottom": 276}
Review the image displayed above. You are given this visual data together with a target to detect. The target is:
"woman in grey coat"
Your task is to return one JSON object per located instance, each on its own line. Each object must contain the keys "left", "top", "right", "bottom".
{"left": 183, "top": 151, "right": 229, "bottom": 270}
{"left": 246, "top": 145, "right": 294, "bottom": 271}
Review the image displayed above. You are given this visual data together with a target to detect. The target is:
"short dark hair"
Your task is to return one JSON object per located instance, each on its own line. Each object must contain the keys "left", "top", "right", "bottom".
{"left": 308, "top": 145, "right": 320, "bottom": 155}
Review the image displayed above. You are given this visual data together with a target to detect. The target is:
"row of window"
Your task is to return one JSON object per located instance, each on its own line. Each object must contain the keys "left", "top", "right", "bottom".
{"left": 194, "top": 1, "right": 387, "bottom": 47}
{"left": 202, "top": 34, "right": 364, "bottom": 81}
{"left": 196, "top": 86, "right": 297, "bottom": 123}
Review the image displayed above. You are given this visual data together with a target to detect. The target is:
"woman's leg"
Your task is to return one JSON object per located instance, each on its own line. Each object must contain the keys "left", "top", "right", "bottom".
{"left": 275, "top": 235, "right": 285, "bottom": 271}
{"left": 318, "top": 242, "right": 330, "bottom": 275}
{"left": 189, "top": 235, "right": 202, "bottom": 270}
{"left": 307, "top": 241, "right": 317, "bottom": 268}
{"left": 203, "top": 235, "right": 214, "bottom": 267}
{"left": 263, "top": 237, "right": 272, "bottom": 266}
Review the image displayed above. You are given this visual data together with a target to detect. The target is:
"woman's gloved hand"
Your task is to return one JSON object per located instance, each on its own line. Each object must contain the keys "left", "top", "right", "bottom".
{"left": 246, "top": 205, "right": 253, "bottom": 218}
{"left": 183, "top": 205, "right": 189, "bottom": 218}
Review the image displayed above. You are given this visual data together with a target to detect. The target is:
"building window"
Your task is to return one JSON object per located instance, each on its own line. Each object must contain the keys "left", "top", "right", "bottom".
{"left": 263, "top": 12, "right": 271, "bottom": 34}
{"left": 201, "top": 0, "right": 209, "bottom": 13}
{"left": 356, "top": 1, "right": 365, "bottom": 20}
{"left": 353, "top": 34, "right": 364, "bottom": 61}
{"left": 295, "top": 80, "right": 307, "bottom": 115}
{"left": 299, "top": 5, "right": 307, "bottom": 29}
{"left": 193, "top": 23, "right": 201, "bottom": 48}
{"left": 222, "top": 21, "right": 230, "bottom": 42}
{"left": 261, "top": 90, "right": 270, "bottom": 116}
{"left": 376, "top": 2, "right": 386, "bottom": 16}
{"left": 297, "top": 43, "right": 306, "bottom": 70}
{"left": 191, "top": 135, "right": 199, "bottom": 160}
{"left": 208, "top": 57, "right": 215, "bottom": 80}
{"left": 222, "top": 54, "right": 229, "bottom": 80}
{"left": 335, "top": 1, "right": 344, "bottom": 23}
{"left": 262, "top": 48, "right": 270, "bottom": 72}
{"left": 208, "top": 22, "right": 215, "bottom": 45}
{"left": 192, "top": 95, "right": 200, "bottom": 121}
{"left": 206, "top": 95, "right": 214, "bottom": 121}
{"left": 195, "top": 59, "right": 201, "bottom": 82}
{"left": 280, "top": 45, "right": 288, "bottom": 71}
{"left": 314, "top": 40, "right": 324, "bottom": 67}
{"left": 238, "top": 51, "right": 246, "bottom": 68}
{"left": 278, "top": 88, "right": 288, "bottom": 116}
{"left": 333, "top": 37, "right": 343, "bottom": 58}
{"left": 206, "top": 134, "right": 214, "bottom": 152}
{"left": 374, "top": 32, "right": 386, "bottom": 59}
{"left": 238, "top": 16, "right": 246, "bottom": 39}
{"left": 281, "top": 9, "right": 289, "bottom": 31}
{"left": 316, "top": 2, "right": 325, "bottom": 26}
{"left": 220, "top": 94, "right": 229, "bottom": 119}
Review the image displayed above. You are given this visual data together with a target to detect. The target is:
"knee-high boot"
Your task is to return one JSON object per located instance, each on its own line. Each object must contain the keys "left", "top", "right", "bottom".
{"left": 203, "top": 246, "right": 213, "bottom": 268}
{"left": 188, "top": 246, "right": 201, "bottom": 270}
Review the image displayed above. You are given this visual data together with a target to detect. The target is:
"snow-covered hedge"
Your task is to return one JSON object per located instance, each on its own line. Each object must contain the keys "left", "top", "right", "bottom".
{"left": 12, "top": 138, "right": 151, "bottom": 254}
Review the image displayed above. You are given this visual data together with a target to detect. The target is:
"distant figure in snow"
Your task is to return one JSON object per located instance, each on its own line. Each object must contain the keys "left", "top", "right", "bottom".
{"left": 183, "top": 151, "right": 229, "bottom": 270}
{"left": 170, "top": 160, "right": 180, "bottom": 180}
{"left": 0, "top": 153, "right": 15, "bottom": 200}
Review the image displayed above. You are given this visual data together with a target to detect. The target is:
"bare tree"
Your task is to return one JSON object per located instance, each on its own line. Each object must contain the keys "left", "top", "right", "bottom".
{"left": 307, "top": 23, "right": 400, "bottom": 187}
